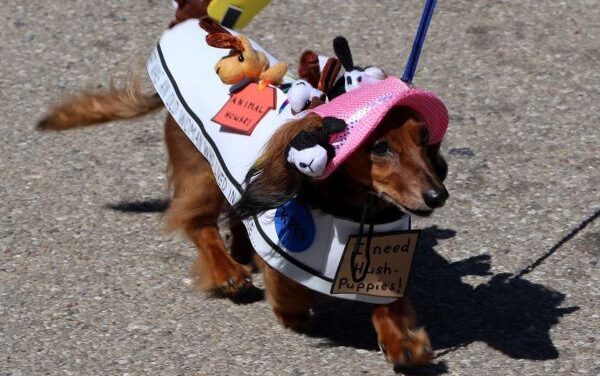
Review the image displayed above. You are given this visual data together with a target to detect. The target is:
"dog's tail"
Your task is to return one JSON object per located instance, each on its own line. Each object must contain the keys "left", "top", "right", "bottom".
{"left": 37, "top": 75, "right": 163, "bottom": 131}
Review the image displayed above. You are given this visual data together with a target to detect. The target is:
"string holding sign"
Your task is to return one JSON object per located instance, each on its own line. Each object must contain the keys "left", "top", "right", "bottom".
{"left": 402, "top": 0, "right": 438, "bottom": 84}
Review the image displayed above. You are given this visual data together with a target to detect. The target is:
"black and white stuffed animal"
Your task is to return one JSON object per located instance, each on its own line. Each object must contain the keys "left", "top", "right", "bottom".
{"left": 287, "top": 79, "right": 324, "bottom": 115}
{"left": 286, "top": 51, "right": 342, "bottom": 115}
{"left": 329, "top": 36, "right": 387, "bottom": 98}
{"left": 286, "top": 117, "right": 347, "bottom": 177}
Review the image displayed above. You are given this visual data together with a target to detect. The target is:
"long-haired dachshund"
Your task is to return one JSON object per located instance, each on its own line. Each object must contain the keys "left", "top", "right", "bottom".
{"left": 38, "top": 82, "right": 448, "bottom": 368}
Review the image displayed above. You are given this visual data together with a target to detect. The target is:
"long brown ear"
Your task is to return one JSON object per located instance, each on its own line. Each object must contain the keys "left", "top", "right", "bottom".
{"left": 427, "top": 142, "right": 448, "bottom": 182}
{"left": 298, "top": 50, "right": 321, "bottom": 88}
{"left": 199, "top": 16, "right": 229, "bottom": 35}
{"left": 206, "top": 33, "right": 244, "bottom": 50}
{"left": 318, "top": 57, "right": 341, "bottom": 93}
{"left": 234, "top": 114, "right": 323, "bottom": 219}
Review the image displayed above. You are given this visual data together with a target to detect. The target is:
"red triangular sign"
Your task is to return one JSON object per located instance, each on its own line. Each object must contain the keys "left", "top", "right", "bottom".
{"left": 212, "top": 83, "right": 277, "bottom": 135}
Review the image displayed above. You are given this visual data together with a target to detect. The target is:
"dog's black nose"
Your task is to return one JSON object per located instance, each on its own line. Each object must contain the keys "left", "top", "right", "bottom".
{"left": 423, "top": 187, "right": 449, "bottom": 208}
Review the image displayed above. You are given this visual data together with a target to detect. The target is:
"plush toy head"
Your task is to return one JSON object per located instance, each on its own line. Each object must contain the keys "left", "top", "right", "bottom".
{"left": 200, "top": 17, "right": 269, "bottom": 84}
{"left": 287, "top": 80, "right": 324, "bottom": 115}
{"left": 331, "top": 36, "right": 387, "bottom": 97}
{"left": 286, "top": 117, "right": 347, "bottom": 177}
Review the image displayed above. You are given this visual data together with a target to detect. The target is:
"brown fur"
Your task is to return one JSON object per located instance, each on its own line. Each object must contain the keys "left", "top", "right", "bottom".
{"left": 38, "top": 82, "right": 447, "bottom": 369}
{"left": 37, "top": 75, "right": 162, "bottom": 131}
{"left": 298, "top": 50, "right": 321, "bottom": 88}
{"left": 170, "top": 0, "right": 211, "bottom": 27}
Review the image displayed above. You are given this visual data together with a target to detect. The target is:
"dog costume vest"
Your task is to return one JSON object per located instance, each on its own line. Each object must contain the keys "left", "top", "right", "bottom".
{"left": 147, "top": 20, "right": 448, "bottom": 304}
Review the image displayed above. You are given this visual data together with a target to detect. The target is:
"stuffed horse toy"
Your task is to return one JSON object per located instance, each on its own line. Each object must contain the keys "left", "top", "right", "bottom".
{"left": 199, "top": 17, "right": 288, "bottom": 89}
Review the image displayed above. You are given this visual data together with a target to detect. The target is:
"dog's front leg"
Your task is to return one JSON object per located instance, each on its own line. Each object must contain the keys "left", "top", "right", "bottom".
{"left": 164, "top": 116, "right": 252, "bottom": 296}
{"left": 261, "top": 262, "right": 314, "bottom": 332}
{"left": 371, "top": 298, "right": 433, "bottom": 369}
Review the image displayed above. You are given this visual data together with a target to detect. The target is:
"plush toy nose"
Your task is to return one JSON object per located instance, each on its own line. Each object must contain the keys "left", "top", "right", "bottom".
{"left": 422, "top": 186, "right": 448, "bottom": 208}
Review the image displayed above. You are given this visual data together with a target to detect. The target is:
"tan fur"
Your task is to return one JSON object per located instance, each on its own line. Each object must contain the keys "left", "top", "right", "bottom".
{"left": 38, "top": 75, "right": 163, "bottom": 131}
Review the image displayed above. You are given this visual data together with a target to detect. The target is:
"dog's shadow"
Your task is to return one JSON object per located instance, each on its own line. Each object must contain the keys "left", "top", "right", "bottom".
{"left": 310, "top": 226, "right": 578, "bottom": 371}
{"left": 108, "top": 200, "right": 580, "bottom": 371}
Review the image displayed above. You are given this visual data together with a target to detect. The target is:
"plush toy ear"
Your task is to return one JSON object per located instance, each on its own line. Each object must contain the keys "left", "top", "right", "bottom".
{"left": 206, "top": 33, "right": 244, "bottom": 50}
{"left": 333, "top": 36, "right": 355, "bottom": 71}
{"left": 322, "top": 116, "right": 347, "bottom": 135}
{"left": 199, "top": 16, "right": 229, "bottom": 35}
{"left": 318, "top": 58, "right": 342, "bottom": 93}
{"left": 298, "top": 50, "right": 321, "bottom": 88}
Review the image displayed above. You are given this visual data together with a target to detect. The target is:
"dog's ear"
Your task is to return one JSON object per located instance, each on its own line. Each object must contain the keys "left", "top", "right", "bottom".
{"left": 298, "top": 50, "right": 321, "bottom": 88}
{"left": 199, "top": 16, "right": 229, "bottom": 35}
{"left": 427, "top": 142, "right": 448, "bottom": 182}
{"left": 206, "top": 33, "right": 244, "bottom": 50}
{"left": 333, "top": 36, "right": 354, "bottom": 71}
{"left": 234, "top": 114, "right": 324, "bottom": 219}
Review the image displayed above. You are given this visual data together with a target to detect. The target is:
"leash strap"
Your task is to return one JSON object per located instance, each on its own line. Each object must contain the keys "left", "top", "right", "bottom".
{"left": 402, "top": 0, "right": 437, "bottom": 84}
{"left": 350, "top": 195, "right": 376, "bottom": 282}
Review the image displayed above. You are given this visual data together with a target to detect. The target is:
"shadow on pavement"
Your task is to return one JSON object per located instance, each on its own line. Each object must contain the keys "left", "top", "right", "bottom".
{"left": 106, "top": 198, "right": 170, "bottom": 213}
{"left": 310, "top": 225, "right": 579, "bottom": 370}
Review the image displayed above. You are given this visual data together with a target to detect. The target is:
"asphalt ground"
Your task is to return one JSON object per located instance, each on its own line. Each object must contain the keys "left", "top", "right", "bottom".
{"left": 1, "top": 1, "right": 598, "bottom": 375}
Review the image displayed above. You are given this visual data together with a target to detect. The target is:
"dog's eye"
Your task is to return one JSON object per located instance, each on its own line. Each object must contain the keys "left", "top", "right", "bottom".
{"left": 238, "top": 54, "right": 245, "bottom": 62}
{"left": 371, "top": 140, "right": 392, "bottom": 156}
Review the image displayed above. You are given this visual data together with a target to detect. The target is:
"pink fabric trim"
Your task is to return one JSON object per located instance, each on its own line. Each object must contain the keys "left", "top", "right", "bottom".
{"left": 310, "top": 77, "right": 448, "bottom": 179}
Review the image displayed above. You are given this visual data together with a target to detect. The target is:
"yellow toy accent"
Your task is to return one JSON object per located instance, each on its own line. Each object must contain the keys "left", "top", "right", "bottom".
{"left": 207, "top": 0, "right": 271, "bottom": 29}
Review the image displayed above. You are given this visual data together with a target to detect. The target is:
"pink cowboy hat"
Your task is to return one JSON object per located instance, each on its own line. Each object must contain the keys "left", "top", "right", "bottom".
{"left": 310, "top": 76, "right": 448, "bottom": 179}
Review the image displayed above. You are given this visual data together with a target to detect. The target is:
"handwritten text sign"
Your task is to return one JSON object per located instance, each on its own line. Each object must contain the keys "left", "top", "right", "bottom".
{"left": 212, "top": 82, "right": 276, "bottom": 135}
{"left": 331, "top": 231, "right": 420, "bottom": 298}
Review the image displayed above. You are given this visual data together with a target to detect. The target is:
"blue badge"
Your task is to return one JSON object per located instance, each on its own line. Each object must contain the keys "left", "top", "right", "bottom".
{"left": 275, "top": 199, "right": 315, "bottom": 252}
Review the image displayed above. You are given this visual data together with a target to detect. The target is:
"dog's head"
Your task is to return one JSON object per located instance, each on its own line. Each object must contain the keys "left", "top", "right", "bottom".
{"left": 342, "top": 106, "right": 448, "bottom": 216}
{"left": 234, "top": 107, "right": 448, "bottom": 218}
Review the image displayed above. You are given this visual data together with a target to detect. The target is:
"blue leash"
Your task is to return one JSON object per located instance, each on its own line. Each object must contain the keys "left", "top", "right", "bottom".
{"left": 402, "top": 0, "right": 437, "bottom": 84}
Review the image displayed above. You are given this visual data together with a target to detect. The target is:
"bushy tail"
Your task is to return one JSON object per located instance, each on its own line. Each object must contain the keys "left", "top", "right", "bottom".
{"left": 37, "top": 75, "right": 163, "bottom": 131}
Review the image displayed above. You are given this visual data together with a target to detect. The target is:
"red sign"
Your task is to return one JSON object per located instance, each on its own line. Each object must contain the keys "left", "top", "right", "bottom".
{"left": 212, "top": 83, "right": 277, "bottom": 135}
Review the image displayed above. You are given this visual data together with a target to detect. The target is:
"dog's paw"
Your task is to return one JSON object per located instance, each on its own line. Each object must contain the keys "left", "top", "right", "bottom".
{"left": 193, "top": 257, "right": 253, "bottom": 297}
{"left": 213, "top": 264, "right": 253, "bottom": 297}
{"left": 379, "top": 327, "right": 434, "bottom": 369}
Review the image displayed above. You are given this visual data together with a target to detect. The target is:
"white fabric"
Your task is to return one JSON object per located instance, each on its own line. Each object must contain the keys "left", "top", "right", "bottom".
{"left": 147, "top": 20, "right": 409, "bottom": 303}
{"left": 287, "top": 79, "right": 323, "bottom": 114}
{"left": 286, "top": 145, "right": 328, "bottom": 177}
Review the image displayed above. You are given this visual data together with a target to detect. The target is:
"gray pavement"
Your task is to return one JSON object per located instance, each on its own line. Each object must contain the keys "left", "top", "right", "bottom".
{"left": 1, "top": 1, "right": 598, "bottom": 375}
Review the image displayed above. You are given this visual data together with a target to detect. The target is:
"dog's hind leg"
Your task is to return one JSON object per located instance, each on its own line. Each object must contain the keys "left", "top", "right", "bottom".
{"left": 164, "top": 115, "right": 252, "bottom": 296}
{"left": 371, "top": 298, "right": 433, "bottom": 368}
{"left": 262, "top": 262, "right": 314, "bottom": 332}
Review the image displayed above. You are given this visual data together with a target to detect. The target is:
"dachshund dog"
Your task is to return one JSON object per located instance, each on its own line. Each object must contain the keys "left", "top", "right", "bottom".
{"left": 38, "top": 77, "right": 448, "bottom": 368}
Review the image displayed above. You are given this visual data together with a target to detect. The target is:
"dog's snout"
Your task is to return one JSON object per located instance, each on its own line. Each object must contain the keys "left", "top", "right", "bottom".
{"left": 423, "top": 186, "right": 448, "bottom": 208}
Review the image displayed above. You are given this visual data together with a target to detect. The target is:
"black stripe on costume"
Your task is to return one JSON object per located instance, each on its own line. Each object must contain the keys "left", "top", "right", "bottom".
{"left": 155, "top": 44, "right": 333, "bottom": 282}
